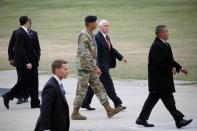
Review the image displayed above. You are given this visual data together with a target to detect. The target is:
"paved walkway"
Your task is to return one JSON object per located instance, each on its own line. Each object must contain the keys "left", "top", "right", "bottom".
{"left": 0, "top": 70, "right": 197, "bottom": 131}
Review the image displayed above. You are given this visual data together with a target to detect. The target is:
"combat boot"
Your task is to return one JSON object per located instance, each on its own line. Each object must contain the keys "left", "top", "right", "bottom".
{"left": 103, "top": 102, "right": 124, "bottom": 118}
{"left": 71, "top": 107, "right": 87, "bottom": 120}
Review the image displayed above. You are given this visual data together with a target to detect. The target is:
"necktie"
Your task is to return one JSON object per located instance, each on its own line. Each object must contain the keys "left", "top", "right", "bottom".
{"left": 60, "top": 83, "right": 65, "bottom": 94}
{"left": 105, "top": 35, "right": 111, "bottom": 50}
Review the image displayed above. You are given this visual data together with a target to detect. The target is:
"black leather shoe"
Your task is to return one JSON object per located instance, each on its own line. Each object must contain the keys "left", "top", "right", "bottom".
{"left": 81, "top": 105, "right": 96, "bottom": 110}
{"left": 2, "top": 94, "right": 10, "bottom": 109}
{"left": 116, "top": 105, "right": 127, "bottom": 110}
{"left": 23, "top": 98, "right": 28, "bottom": 102}
{"left": 16, "top": 98, "right": 24, "bottom": 104}
{"left": 176, "top": 119, "right": 193, "bottom": 128}
{"left": 136, "top": 118, "right": 154, "bottom": 127}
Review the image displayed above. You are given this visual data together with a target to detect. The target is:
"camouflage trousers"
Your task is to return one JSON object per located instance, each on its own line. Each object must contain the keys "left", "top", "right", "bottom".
{"left": 73, "top": 70, "right": 108, "bottom": 108}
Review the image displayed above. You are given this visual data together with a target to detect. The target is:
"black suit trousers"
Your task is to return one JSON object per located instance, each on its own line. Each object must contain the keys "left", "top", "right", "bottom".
{"left": 6, "top": 66, "right": 40, "bottom": 106}
{"left": 138, "top": 93, "right": 184, "bottom": 123}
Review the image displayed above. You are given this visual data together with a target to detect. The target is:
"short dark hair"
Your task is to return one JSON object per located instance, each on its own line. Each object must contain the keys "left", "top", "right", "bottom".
{"left": 85, "top": 15, "right": 97, "bottom": 26}
{"left": 19, "top": 16, "right": 29, "bottom": 26}
{"left": 51, "top": 59, "right": 68, "bottom": 74}
{"left": 155, "top": 25, "right": 167, "bottom": 35}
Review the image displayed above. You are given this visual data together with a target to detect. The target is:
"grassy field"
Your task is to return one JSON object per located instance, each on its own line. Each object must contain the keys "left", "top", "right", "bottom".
{"left": 0, "top": 0, "right": 197, "bottom": 80}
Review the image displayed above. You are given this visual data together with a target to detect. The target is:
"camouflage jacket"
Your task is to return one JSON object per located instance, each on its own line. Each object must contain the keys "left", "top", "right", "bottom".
{"left": 76, "top": 29, "right": 97, "bottom": 71}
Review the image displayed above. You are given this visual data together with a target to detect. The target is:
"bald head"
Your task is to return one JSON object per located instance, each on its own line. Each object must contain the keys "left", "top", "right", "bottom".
{"left": 99, "top": 20, "right": 110, "bottom": 34}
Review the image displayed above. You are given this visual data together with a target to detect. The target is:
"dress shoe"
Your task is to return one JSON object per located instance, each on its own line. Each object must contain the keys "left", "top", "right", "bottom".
{"left": 176, "top": 119, "right": 193, "bottom": 128}
{"left": 81, "top": 105, "right": 96, "bottom": 110}
{"left": 2, "top": 94, "right": 10, "bottom": 109}
{"left": 116, "top": 105, "right": 127, "bottom": 110}
{"left": 136, "top": 118, "right": 154, "bottom": 127}
{"left": 23, "top": 98, "right": 28, "bottom": 102}
{"left": 16, "top": 98, "right": 24, "bottom": 104}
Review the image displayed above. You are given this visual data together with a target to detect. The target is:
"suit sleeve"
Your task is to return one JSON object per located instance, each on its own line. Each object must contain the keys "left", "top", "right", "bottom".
{"left": 16, "top": 32, "right": 30, "bottom": 64}
{"left": 95, "top": 36, "right": 101, "bottom": 67}
{"left": 8, "top": 31, "right": 16, "bottom": 60}
{"left": 78, "top": 33, "right": 97, "bottom": 70}
{"left": 40, "top": 85, "right": 57, "bottom": 130}
{"left": 151, "top": 45, "right": 173, "bottom": 73}
{"left": 111, "top": 48, "right": 123, "bottom": 61}
{"left": 173, "top": 60, "right": 182, "bottom": 73}
{"left": 169, "top": 46, "right": 182, "bottom": 73}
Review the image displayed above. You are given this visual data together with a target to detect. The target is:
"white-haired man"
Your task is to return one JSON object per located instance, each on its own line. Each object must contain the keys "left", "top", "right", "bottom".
{"left": 81, "top": 20, "right": 128, "bottom": 110}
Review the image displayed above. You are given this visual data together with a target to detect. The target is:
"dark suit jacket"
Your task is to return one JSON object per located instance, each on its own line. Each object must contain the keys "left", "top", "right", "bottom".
{"left": 29, "top": 29, "right": 41, "bottom": 62}
{"left": 14, "top": 27, "right": 40, "bottom": 68}
{"left": 148, "top": 37, "right": 182, "bottom": 95}
{"left": 35, "top": 77, "right": 70, "bottom": 131}
{"left": 95, "top": 31, "right": 123, "bottom": 72}
{"left": 8, "top": 29, "right": 18, "bottom": 61}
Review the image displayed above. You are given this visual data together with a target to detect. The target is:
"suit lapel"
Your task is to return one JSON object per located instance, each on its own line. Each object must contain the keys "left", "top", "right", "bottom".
{"left": 20, "top": 27, "right": 31, "bottom": 39}
{"left": 156, "top": 37, "right": 173, "bottom": 60}
{"left": 51, "top": 77, "right": 68, "bottom": 106}
{"left": 98, "top": 31, "right": 110, "bottom": 51}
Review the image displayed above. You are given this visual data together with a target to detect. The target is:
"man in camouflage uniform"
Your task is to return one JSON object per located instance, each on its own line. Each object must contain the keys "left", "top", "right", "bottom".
{"left": 71, "top": 15, "right": 123, "bottom": 120}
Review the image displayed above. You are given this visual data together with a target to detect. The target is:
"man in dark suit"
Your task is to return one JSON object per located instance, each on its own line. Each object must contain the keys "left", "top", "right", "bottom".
{"left": 2, "top": 16, "right": 40, "bottom": 109}
{"left": 35, "top": 59, "right": 70, "bottom": 131}
{"left": 136, "top": 25, "right": 193, "bottom": 128}
{"left": 81, "top": 20, "right": 128, "bottom": 110}
{"left": 7, "top": 18, "right": 41, "bottom": 104}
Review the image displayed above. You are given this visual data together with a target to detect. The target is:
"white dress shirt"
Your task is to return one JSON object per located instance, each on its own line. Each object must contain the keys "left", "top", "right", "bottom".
{"left": 53, "top": 75, "right": 63, "bottom": 85}
{"left": 21, "top": 26, "right": 28, "bottom": 33}
{"left": 100, "top": 31, "right": 107, "bottom": 38}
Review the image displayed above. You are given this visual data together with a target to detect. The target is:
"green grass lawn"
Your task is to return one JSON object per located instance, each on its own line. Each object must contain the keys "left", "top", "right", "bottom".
{"left": 0, "top": 0, "right": 197, "bottom": 80}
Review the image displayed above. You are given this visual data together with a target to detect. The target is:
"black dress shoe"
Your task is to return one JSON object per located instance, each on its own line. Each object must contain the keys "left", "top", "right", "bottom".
{"left": 16, "top": 98, "right": 24, "bottom": 104}
{"left": 81, "top": 105, "right": 96, "bottom": 110}
{"left": 176, "top": 119, "right": 193, "bottom": 128}
{"left": 23, "top": 98, "right": 28, "bottom": 102}
{"left": 116, "top": 105, "right": 127, "bottom": 110}
{"left": 136, "top": 118, "right": 154, "bottom": 127}
{"left": 2, "top": 94, "right": 10, "bottom": 109}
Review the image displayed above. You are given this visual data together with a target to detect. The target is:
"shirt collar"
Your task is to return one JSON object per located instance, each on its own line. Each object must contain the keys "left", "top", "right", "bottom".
{"left": 100, "top": 31, "right": 107, "bottom": 38}
{"left": 53, "top": 75, "right": 62, "bottom": 85}
{"left": 21, "top": 26, "right": 28, "bottom": 33}
{"left": 159, "top": 37, "right": 167, "bottom": 43}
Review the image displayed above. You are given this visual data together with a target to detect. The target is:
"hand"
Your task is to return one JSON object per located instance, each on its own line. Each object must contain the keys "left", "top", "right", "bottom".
{"left": 172, "top": 67, "right": 176, "bottom": 75}
{"left": 122, "top": 58, "right": 128, "bottom": 64}
{"left": 26, "top": 63, "right": 32, "bottom": 69}
{"left": 95, "top": 66, "right": 102, "bottom": 76}
{"left": 180, "top": 68, "right": 188, "bottom": 75}
{"left": 9, "top": 59, "right": 15, "bottom": 66}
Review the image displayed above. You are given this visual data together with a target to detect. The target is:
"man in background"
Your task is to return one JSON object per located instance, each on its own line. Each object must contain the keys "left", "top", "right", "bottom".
{"left": 136, "top": 25, "right": 193, "bottom": 128}
{"left": 81, "top": 20, "right": 128, "bottom": 110}
{"left": 7, "top": 18, "right": 41, "bottom": 104}
{"left": 3, "top": 16, "right": 40, "bottom": 109}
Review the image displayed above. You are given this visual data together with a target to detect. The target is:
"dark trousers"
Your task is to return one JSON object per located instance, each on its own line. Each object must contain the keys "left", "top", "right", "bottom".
{"left": 14, "top": 67, "right": 29, "bottom": 99}
{"left": 138, "top": 93, "right": 184, "bottom": 123}
{"left": 82, "top": 71, "right": 122, "bottom": 107}
{"left": 6, "top": 66, "right": 40, "bottom": 106}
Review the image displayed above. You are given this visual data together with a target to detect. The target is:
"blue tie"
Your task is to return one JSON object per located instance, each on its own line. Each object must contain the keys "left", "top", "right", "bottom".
{"left": 60, "top": 83, "right": 65, "bottom": 94}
